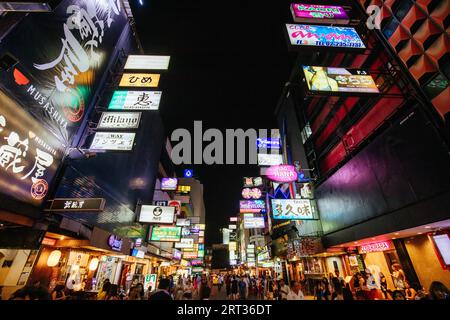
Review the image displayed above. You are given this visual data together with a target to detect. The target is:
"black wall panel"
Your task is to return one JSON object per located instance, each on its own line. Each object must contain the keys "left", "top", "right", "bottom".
{"left": 316, "top": 108, "right": 450, "bottom": 240}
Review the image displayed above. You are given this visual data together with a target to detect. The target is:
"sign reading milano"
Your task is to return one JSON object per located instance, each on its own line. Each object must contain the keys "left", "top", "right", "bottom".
{"left": 0, "top": 0, "right": 128, "bottom": 144}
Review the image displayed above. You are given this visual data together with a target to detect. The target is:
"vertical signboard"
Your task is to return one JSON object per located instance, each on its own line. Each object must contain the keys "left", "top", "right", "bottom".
{"left": 0, "top": 90, "right": 64, "bottom": 206}
{"left": 0, "top": 0, "right": 129, "bottom": 143}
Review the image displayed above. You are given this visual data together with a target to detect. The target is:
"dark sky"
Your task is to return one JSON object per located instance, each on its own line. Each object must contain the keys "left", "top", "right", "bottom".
{"left": 130, "top": 0, "right": 296, "bottom": 245}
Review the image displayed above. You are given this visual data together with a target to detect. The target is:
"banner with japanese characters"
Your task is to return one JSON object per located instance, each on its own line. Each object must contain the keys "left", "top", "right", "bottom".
{"left": 0, "top": 0, "right": 128, "bottom": 144}
{"left": 0, "top": 90, "right": 64, "bottom": 207}
{"left": 271, "top": 199, "right": 317, "bottom": 220}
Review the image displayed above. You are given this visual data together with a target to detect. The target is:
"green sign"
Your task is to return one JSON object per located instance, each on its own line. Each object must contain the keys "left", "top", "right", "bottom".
{"left": 144, "top": 274, "right": 157, "bottom": 291}
{"left": 150, "top": 226, "right": 182, "bottom": 242}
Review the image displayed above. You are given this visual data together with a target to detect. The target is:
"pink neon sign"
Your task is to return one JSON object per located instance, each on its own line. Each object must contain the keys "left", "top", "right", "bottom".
{"left": 359, "top": 241, "right": 394, "bottom": 254}
{"left": 266, "top": 165, "right": 297, "bottom": 183}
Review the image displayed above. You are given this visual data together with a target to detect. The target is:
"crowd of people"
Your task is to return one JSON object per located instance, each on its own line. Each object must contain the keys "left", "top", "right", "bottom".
{"left": 3, "top": 271, "right": 449, "bottom": 301}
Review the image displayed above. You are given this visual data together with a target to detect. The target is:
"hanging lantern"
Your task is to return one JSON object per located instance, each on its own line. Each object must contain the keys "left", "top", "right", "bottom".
{"left": 89, "top": 257, "right": 99, "bottom": 271}
{"left": 47, "top": 250, "right": 62, "bottom": 267}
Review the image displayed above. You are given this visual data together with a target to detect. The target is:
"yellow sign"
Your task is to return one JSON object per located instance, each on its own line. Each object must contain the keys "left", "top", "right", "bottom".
{"left": 119, "top": 73, "right": 160, "bottom": 87}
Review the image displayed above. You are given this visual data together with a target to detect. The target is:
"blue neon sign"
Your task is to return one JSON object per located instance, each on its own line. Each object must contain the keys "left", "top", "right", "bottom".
{"left": 257, "top": 138, "right": 281, "bottom": 149}
{"left": 183, "top": 169, "right": 193, "bottom": 178}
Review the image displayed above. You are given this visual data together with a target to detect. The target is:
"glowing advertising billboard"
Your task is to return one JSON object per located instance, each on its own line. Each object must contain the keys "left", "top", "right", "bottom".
{"left": 139, "top": 205, "right": 175, "bottom": 224}
{"left": 0, "top": 0, "right": 128, "bottom": 143}
{"left": 266, "top": 165, "right": 298, "bottom": 183}
{"left": 175, "top": 238, "right": 194, "bottom": 249}
{"left": 286, "top": 24, "right": 365, "bottom": 49}
{"left": 290, "top": 3, "right": 349, "bottom": 24}
{"left": 89, "top": 132, "right": 135, "bottom": 151}
{"left": 243, "top": 177, "right": 263, "bottom": 187}
{"left": 240, "top": 200, "right": 266, "bottom": 213}
{"left": 241, "top": 187, "right": 262, "bottom": 199}
{"left": 173, "top": 249, "right": 182, "bottom": 260}
{"left": 256, "top": 138, "right": 281, "bottom": 149}
{"left": 119, "top": 73, "right": 160, "bottom": 88}
{"left": 97, "top": 112, "right": 141, "bottom": 130}
{"left": 271, "top": 199, "right": 316, "bottom": 220}
{"left": 0, "top": 90, "right": 64, "bottom": 207}
{"left": 176, "top": 219, "right": 191, "bottom": 227}
{"left": 108, "top": 90, "right": 162, "bottom": 110}
{"left": 124, "top": 55, "right": 171, "bottom": 70}
{"left": 243, "top": 216, "right": 265, "bottom": 229}
{"left": 303, "top": 67, "right": 379, "bottom": 94}
{"left": 257, "top": 153, "right": 283, "bottom": 166}
{"left": 150, "top": 226, "right": 182, "bottom": 242}
{"left": 161, "top": 178, "right": 178, "bottom": 190}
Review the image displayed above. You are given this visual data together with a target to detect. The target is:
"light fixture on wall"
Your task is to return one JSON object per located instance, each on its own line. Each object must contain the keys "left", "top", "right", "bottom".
{"left": 89, "top": 258, "right": 99, "bottom": 271}
{"left": 47, "top": 250, "right": 62, "bottom": 267}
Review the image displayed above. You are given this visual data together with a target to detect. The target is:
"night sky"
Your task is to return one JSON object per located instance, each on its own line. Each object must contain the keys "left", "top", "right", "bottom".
{"left": 130, "top": 0, "right": 296, "bottom": 245}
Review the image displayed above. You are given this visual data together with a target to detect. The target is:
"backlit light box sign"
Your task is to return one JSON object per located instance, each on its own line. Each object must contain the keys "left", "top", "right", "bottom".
{"left": 124, "top": 55, "right": 171, "bottom": 70}
{"left": 257, "top": 138, "right": 281, "bottom": 149}
{"left": 229, "top": 224, "right": 237, "bottom": 230}
{"left": 183, "top": 169, "right": 194, "bottom": 178}
{"left": 108, "top": 90, "right": 162, "bottom": 110}
{"left": 290, "top": 3, "right": 349, "bottom": 24}
{"left": 161, "top": 178, "right": 178, "bottom": 191}
{"left": 119, "top": 73, "right": 160, "bottom": 88}
{"left": 243, "top": 177, "right": 263, "bottom": 187}
{"left": 257, "top": 153, "right": 283, "bottom": 166}
{"left": 139, "top": 205, "right": 175, "bottom": 224}
{"left": 359, "top": 241, "right": 394, "bottom": 254}
{"left": 240, "top": 200, "right": 266, "bottom": 213}
{"left": 242, "top": 187, "right": 262, "bottom": 199}
{"left": 243, "top": 216, "right": 265, "bottom": 229}
{"left": 175, "top": 238, "right": 194, "bottom": 249}
{"left": 266, "top": 165, "right": 298, "bottom": 183}
{"left": 303, "top": 67, "right": 379, "bottom": 94}
{"left": 286, "top": 24, "right": 365, "bottom": 49}
{"left": 150, "top": 226, "right": 182, "bottom": 242}
{"left": 230, "top": 217, "right": 238, "bottom": 222}
{"left": 176, "top": 219, "right": 191, "bottom": 227}
{"left": 97, "top": 112, "right": 141, "bottom": 130}
{"left": 173, "top": 249, "right": 182, "bottom": 260}
{"left": 90, "top": 132, "right": 135, "bottom": 151}
{"left": 271, "top": 199, "right": 315, "bottom": 220}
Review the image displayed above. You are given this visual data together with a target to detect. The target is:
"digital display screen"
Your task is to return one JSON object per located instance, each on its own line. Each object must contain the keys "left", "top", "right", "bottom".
{"left": 303, "top": 66, "right": 379, "bottom": 94}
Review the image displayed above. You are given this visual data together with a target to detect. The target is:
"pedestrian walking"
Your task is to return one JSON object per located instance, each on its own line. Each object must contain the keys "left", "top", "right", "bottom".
{"left": 287, "top": 281, "right": 305, "bottom": 300}
{"left": 225, "top": 275, "right": 232, "bottom": 299}
{"left": 278, "top": 279, "right": 290, "bottom": 300}
{"left": 231, "top": 276, "right": 239, "bottom": 300}
{"left": 148, "top": 278, "right": 173, "bottom": 300}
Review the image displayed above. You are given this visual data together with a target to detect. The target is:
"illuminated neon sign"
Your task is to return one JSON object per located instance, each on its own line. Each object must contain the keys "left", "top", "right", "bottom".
{"left": 286, "top": 24, "right": 365, "bottom": 49}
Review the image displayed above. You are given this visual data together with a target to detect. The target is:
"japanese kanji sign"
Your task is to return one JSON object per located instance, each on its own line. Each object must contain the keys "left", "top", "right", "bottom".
{"left": 271, "top": 199, "right": 316, "bottom": 220}
{"left": 0, "top": 0, "right": 128, "bottom": 143}
{"left": 0, "top": 90, "right": 64, "bottom": 207}
{"left": 45, "top": 198, "right": 106, "bottom": 212}
{"left": 108, "top": 90, "right": 162, "bottom": 110}
{"left": 119, "top": 73, "right": 160, "bottom": 88}
{"left": 89, "top": 132, "right": 135, "bottom": 151}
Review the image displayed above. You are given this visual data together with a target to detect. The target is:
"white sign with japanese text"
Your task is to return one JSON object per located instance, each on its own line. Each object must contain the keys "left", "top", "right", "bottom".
{"left": 89, "top": 132, "right": 135, "bottom": 151}
{"left": 271, "top": 199, "right": 315, "bottom": 220}
{"left": 108, "top": 91, "right": 162, "bottom": 110}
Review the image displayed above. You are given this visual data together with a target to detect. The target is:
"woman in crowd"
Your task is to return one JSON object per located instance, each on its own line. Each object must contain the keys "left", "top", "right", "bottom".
{"left": 391, "top": 263, "right": 406, "bottom": 292}
{"left": 404, "top": 281, "right": 417, "bottom": 300}
{"left": 231, "top": 276, "right": 239, "bottom": 300}
{"left": 429, "top": 281, "right": 450, "bottom": 300}
{"left": 51, "top": 282, "right": 67, "bottom": 300}
{"left": 322, "top": 277, "right": 332, "bottom": 300}
{"left": 128, "top": 283, "right": 145, "bottom": 300}
{"left": 106, "top": 284, "right": 120, "bottom": 300}
{"left": 379, "top": 272, "right": 389, "bottom": 299}
{"left": 342, "top": 280, "right": 354, "bottom": 300}
{"left": 97, "top": 278, "right": 111, "bottom": 300}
